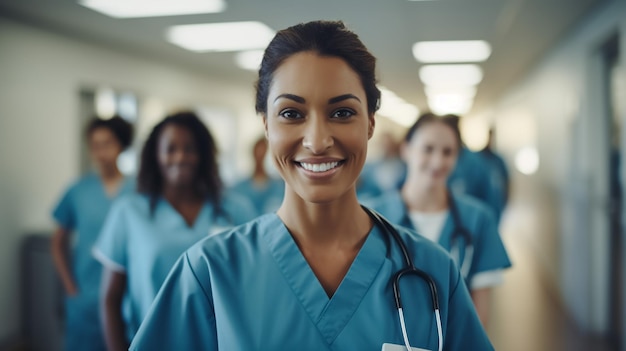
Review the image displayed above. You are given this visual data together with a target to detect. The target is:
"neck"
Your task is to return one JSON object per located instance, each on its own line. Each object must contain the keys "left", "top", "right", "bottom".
{"left": 99, "top": 166, "right": 122, "bottom": 182}
{"left": 252, "top": 166, "right": 269, "bottom": 183}
{"left": 401, "top": 177, "right": 448, "bottom": 212}
{"left": 277, "top": 187, "right": 372, "bottom": 249}
{"left": 162, "top": 184, "right": 202, "bottom": 205}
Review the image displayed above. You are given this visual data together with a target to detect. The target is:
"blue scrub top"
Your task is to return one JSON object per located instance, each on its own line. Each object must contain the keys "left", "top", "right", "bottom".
{"left": 367, "top": 191, "right": 511, "bottom": 288}
{"left": 479, "top": 149, "right": 510, "bottom": 222}
{"left": 130, "top": 213, "right": 493, "bottom": 350}
{"left": 448, "top": 147, "right": 500, "bottom": 217}
{"left": 93, "top": 192, "right": 256, "bottom": 341}
{"left": 52, "top": 173, "right": 134, "bottom": 351}
{"left": 228, "top": 176, "right": 284, "bottom": 215}
{"left": 359, "top": 158, "right": 406, "bottom": 193}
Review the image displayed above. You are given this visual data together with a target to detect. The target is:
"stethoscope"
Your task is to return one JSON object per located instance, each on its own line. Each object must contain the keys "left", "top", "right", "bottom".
{"left": 362, "top": 206, "right": 443, "bottom": 351}
{"left": 446, "top": 192, "right": 475, "bottom": 282}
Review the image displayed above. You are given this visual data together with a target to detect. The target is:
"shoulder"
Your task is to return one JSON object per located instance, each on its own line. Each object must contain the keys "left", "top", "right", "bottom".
{"left": 66, "top": 173, "right": 97, "bottom": 192}
{"left": 393, "top": 224, "right": 452, "bottom": 264}
{"left": 186, "top": 214, "right": 272, "bottom": 267}
{"left": 121, "top": 176, "right": 137, "bottom": 192}
{"left": 453, "top": 194, "right": 494, "bottom": 219}
{"left": 112, "top": 192, "right": 150, "bottom": 214}
{"left": 219, "top": 192, "right": 257, "bottom": 219}
{"left": 269, "top": 177, "right": 285, "bottom": 189}
{"left": 221, "top": 191, "right": 251, "bottom": 207}
{"left": 363, "top": 190, "right": 402, "bottom": 210}
{"left": 230, "top": 178, "right": 252, "bottom": 190}
{"left": 460, "top": 148, "right": 487, "bottom": 166}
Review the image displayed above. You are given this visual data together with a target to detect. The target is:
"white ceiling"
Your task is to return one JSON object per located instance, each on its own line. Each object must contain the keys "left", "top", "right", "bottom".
{"left": 0, "top": 0, "right": 605, "bottom": 115}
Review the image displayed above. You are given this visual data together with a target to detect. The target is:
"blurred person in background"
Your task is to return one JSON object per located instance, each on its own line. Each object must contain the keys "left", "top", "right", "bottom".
{"left": 479, "top": 128, "right": 510, "bottom": 223}
{"left": 228, "top": 136, "right": 284, "bottom": 215}
{"left": 51, "top": 116, "right": 134, "bottom": 351}
{"left": 358, "top": 131, "right": 406, "bottom": 199}
{"left": 93, "top": 111, "right": 255, "bottom": 351}
{"left": 445, "top": 114, "right": 501, "bottom": 225}
{"left": 368, "top": 113, "right": 511, "bottom": 327}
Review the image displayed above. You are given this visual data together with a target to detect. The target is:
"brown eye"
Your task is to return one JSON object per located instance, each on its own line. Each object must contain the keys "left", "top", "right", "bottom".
{"left": 331, "top": 109, "right": 355, "bottom": 119}
{"left": 279, "top": 109, "right": 303, "bottom": 120}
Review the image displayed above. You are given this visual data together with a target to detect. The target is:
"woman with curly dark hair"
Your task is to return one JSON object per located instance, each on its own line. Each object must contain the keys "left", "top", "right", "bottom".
{"left": 93, "top": 111, "right": 255, "bottom": 351}
{"left": 51, "top": 115, "right": 134, "bottom": 351}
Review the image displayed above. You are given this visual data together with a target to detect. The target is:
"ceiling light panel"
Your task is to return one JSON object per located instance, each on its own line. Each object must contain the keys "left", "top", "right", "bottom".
{"left": 419, "top": 64, "right": 483, "bottom": 87}
{"left": 79, "top": 0, "right": 226, "bottom": 18}
{"left": 412, "top": 40, "right": 491, "bottom": 63}
{"left": 235, "top": 50, "right": 265, "bottom": 71}
{"left": 377, "top": 86, "right": 420, "bottom": 127}
{"left": 424, "top": 86, "right": 477, "bottom": 100}
{"left": 166, "top": 21, "right": 275, "bottom": 52}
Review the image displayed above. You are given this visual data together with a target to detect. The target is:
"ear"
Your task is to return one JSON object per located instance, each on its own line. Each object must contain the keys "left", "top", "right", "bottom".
{"left": 262, "top": 115, "right": 269, "bottom": 139}
{"left": 367, "top": 115, "right": 376, "bottom": 140}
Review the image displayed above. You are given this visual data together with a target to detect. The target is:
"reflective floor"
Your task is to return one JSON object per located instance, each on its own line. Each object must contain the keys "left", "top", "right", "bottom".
{"left": 488, "top": 207, "right": 615, "bottom": 351}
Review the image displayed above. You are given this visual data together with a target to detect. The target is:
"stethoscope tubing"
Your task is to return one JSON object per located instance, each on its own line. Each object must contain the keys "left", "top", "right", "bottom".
{"left": 362, "top": 206, "right": 443, "bottom": 351}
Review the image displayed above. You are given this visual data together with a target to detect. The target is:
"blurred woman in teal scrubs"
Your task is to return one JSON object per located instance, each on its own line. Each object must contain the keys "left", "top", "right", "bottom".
{"left": 130, "top": 21, "right": 493, "bottom": 351}
{"left": 93, "top": 112, "right": 255, "bottom": 351}
{"left": 229, "top": 136, "right": 284, "bottom": 215}
{"left": 368, "top": 113, "right": 511, "bottom": 327}
{"left": 51, "top": 116, "right": 134, "bottom": 351}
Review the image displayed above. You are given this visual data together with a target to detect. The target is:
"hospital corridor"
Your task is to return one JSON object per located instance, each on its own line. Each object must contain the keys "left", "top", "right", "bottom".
{"left": 0, "top": 0, "right": 625, "bottom": 350}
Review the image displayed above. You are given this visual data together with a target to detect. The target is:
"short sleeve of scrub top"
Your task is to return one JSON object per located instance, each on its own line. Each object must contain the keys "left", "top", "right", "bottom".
{"left": 219, "top": 191, "right": 258, "bottom": 227}
{"left": 53, "top": 185, "right": 77, "bottom": 231}
{"left": 92, "top": 195, "right": 129, "bottom": 272}
{"left": 464, "top": 199, "right": 511, "bottom": 289}
{"left": 130, "top": 213, "right": 494, "bottom": 351}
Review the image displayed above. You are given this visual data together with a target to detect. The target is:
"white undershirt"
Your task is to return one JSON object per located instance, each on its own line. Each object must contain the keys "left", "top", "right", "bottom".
{"left": 408, "top": 210, "right": 449, "bottom": 243}
{"left": 408, "top": 209, "right": 504, "bottom": 289}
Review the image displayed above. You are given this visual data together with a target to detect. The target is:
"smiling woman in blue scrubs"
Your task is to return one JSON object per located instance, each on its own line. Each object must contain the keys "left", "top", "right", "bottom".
{"left": 51, "top": 116, "right": 134, "bottom": 351}
{"left": 93, "top": 112, "right": 255, "bottom": 351}
{"left": 368, "top": 113, "right": 511, "bottom": 327}
{"left": 130, "top": 21, "right": 493, "bottom": 351}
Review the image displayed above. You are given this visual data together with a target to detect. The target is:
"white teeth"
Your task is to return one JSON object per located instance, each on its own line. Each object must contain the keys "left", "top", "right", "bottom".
{"left": 300, "top": 162, "right": 339, "bottom": 172}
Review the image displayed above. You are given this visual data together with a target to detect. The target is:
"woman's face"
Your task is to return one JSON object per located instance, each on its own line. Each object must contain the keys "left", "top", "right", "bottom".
{"left": 89, "top": 127, "right": 123, "bottom": 171}
{"left": 157, "top": 124, "right": 199, "bottom": 188}
{"left": 263, "top": 51, "right": 374, "bottom": 204}
{"left": 402, "top": 121, "right": 459, "bottom": 187}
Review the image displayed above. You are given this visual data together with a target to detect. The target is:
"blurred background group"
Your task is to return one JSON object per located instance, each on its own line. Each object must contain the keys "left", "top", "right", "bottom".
{"left": 0, "top": 0, "right": 625, "bottom": 350}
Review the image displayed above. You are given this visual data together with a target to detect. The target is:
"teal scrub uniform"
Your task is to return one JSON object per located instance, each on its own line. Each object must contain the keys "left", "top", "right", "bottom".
{"left": 229, "top": 177, "right": 284, "bottom": 215}
{"left": 52, "top": 173, "right": 134, "bottom": 351}
{"left": 479, "top": 149, "right": 510, "bottom": 223}
{"left": 367, "top": 191, "right": 511, "bottom": 289}
{"left": 93, "top": 192, "right": 256, "bottom": 342}
{"left": 129, "top": 213, "right": 494, "bottom": 350}
{"left": 448, "top": 147, "right": 499, "bottom": 218}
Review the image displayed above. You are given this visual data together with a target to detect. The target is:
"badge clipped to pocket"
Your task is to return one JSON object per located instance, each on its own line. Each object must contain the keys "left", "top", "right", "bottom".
{"left": 381, "top": 343, "right": 431, "bottom": 351}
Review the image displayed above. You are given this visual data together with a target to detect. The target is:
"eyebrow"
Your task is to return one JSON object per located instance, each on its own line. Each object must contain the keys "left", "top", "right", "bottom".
{"left": 273, "top": 93, "right": 361, "bottom": 105}
{"left": 274, "top": 94, "right": 305, "bottom": 104}
{"left": 328, "top": 94, "right": 361, "bottom": 104}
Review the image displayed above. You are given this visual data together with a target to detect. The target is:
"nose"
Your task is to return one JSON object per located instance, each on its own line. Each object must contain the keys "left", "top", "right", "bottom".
{"left": 171, "top": 148, "right": 189, "bottom": 164}
{"left": 430, "top": 151, "right": 445, "bottom": 169}
{"left": 302, "top": 113, "right": 334, "bottom": 154}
